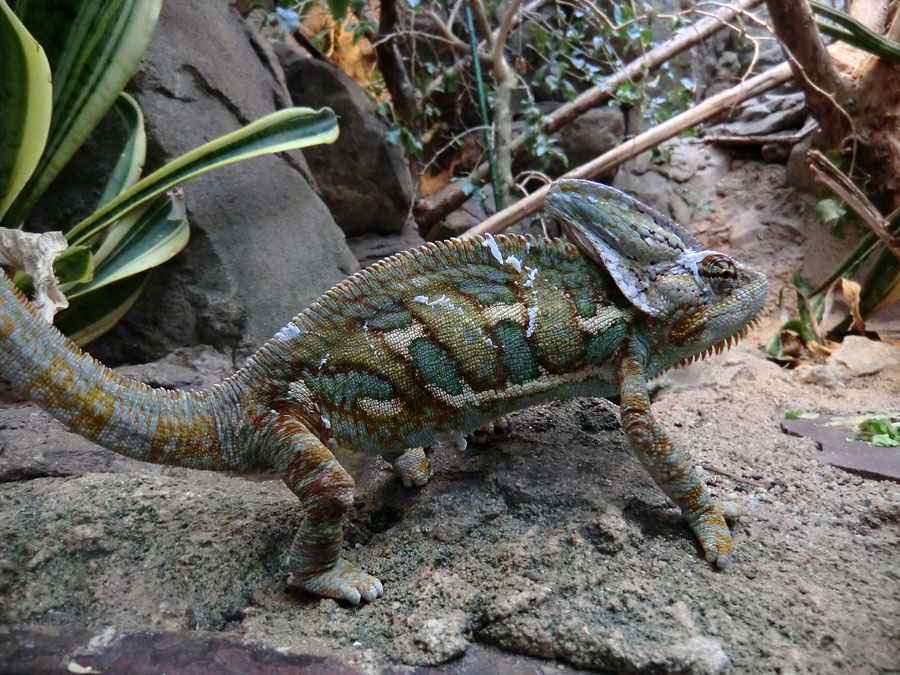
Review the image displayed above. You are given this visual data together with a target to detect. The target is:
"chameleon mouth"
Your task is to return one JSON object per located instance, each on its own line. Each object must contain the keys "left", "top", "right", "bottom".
{"left": 670, "top": 316, "right": 762, "bottom": 369}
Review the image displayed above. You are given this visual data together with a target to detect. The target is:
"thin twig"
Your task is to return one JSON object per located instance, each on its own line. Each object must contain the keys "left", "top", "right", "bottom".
{"left": 808, "top": 150, "right": 900, "bottom": 263}
{"left": 701, "top": 463, "right": 767, "bottom": 488}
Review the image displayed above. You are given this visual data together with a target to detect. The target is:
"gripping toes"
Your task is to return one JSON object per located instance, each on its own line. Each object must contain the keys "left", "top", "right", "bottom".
{"left": 297, "top": 558, "right": 384, "bottom": 604}
{"left": 390, "top": 447, "right": 430, "bottom": 487}
{"left": 687, "top": 500, "right": 739, "bottom": 568}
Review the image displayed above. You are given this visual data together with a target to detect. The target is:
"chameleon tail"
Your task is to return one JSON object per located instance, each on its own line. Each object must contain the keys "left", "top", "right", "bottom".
{"left": 0, "top": 272, "right": 244, "bottom": 471}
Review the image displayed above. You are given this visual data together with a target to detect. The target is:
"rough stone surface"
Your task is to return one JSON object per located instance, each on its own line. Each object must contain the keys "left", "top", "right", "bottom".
{"left": 827, "top": 335, "right": 900, "bottom": 377}
{"left": 1, "top": 343, "right": 898, "bottom": 674}
{"left": 87, "top": 0, "right": 358, "bottom": 363}
{"left": 518, "top": 105, "right": 625, "bottom": 177}
{"left": 275, "top": 43, "right": 414, "bottom": 238}
{"left": 347, "top": 221, "right": 427, "bottom": 268}
{"left": 703, "top": 92, "right": 808, "bottom": 138}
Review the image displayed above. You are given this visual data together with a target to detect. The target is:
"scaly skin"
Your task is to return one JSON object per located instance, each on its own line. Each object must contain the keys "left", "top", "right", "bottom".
{"left": 0, "top": 179, "right": 767, "bottom": 604}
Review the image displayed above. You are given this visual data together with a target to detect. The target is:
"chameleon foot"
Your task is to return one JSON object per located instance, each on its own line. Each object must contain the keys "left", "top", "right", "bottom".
{"left": 469, "top": 415, "right": 512, "bottom": 445}
{"left": 293, "top": 558, "right": 384, "bottom": 604}
{"left": 389, "top": 446, "right": 429, "bottom": 487}
{"left": 686, "top": 500, "right": 739, "bottom": 569}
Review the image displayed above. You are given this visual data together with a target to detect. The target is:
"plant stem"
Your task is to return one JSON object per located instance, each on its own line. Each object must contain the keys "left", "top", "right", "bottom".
{"left": 465, "top": 4, "right": 501, "bottom": 211}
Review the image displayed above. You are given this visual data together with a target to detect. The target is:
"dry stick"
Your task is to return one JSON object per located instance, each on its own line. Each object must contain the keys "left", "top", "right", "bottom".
{"left": 808, "top": 149, "right": 900, "bottom": 262}
{"left": 462, "top": 61, "right": 793, "bottom": 237}
{"left": 415, "top": 0, "right": 766, "bottom": 227}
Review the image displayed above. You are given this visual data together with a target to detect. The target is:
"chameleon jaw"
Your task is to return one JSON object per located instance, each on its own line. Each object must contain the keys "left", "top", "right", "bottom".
{"left": 667, "top": 315, "right": 762, "bottom": 371}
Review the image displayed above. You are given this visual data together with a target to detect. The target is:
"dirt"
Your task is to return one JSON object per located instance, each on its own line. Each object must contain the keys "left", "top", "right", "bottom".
{"left": 1, "top": 151, "right": 899, "bottom": 674}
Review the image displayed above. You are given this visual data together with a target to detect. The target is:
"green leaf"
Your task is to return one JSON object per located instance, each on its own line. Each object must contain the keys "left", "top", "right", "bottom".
{"left": 66, "top": 107, "right": 340, "bottom": 246}
{"left": 53, "top": 245, "right": 94, "bottom": 285}
{"left": 68, "top": 190, "right": 188, "bottom": 298}
{"left": 55, "top": 272, "right": 148, "bottom": 345}
{"left": 784, "top": 410, "right": 819, "bottom": 420}
{"left": 0, "top": 1, "right": 52, "bottom": 221}
{"left": 327, "top": 0, "right": 352, "bottom": 21}
{"left": 2, "top": 0, "right": 162, "bottom": 229}
{"left": 98, "top": 92, "right": 146, "bottom": 207}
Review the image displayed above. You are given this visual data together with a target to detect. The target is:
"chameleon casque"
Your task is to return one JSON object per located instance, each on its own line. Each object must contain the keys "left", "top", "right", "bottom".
{"left": 0, "top": 179, "right": 767, "bottom": 604}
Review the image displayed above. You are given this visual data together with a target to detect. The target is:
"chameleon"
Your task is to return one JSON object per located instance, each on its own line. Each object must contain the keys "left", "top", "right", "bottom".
{"left": 0, "top": 179, "right": 767, "bottom": 604}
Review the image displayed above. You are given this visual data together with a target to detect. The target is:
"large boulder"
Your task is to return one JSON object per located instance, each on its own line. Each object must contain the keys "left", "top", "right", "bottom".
{"left": 81, "top": 0, "right": 359, "bottom": 362}
{"left": 275, "top": 43, "right": 415, "bottom": 238}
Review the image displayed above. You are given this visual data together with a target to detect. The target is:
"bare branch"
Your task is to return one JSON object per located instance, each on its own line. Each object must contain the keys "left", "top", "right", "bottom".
{"left": 808, "top": 149, "right": 900, "bottom": 262}
{"left": 490, "top": 0, "right": 524, "bottom": 206}
{"left": 374, "top": 0, "right": 416, "bottom": 122}
{"left": 765, "top": 0, "right": 851, "bottom": 145}
{"left": 466, "top": 0, "right": 495, "bottom": 48}
{"left": 461, "top": 62, "right": 792, "bottom": 237}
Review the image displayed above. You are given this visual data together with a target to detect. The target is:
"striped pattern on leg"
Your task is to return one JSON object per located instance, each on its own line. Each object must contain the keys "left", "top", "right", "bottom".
{"left": 265, "top": 415, "right": 383, "bottom": 604}
{"left": 618, "top": 344, "right": 737, "bottom": 567}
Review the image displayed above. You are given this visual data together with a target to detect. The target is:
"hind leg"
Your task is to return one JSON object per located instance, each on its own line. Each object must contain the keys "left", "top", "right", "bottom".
{"left": 265, "top": 415, "right": 383, "bottom": 604}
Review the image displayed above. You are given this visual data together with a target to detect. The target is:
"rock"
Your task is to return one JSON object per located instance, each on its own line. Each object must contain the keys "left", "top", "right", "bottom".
{"left": 793, "top": 364, "right": 845, "bottom": 388}
{"left": 516, "top": 105, "right": 624, "bottom": 177}
{"left": 82, "top": 0, "right": 359, "bottom": 363}
{"left": 1, "top": 350, "right": 899, "bottom": 673}
{"left": 346, "top": 220, "right": 427, "bottom": 268}
{"left": 827, "top": 335, "right": 900, "bottom": 376}
{"left": 552, "top": 105, "right": 625, "bottom": 174}
{"left": 274, "top": 43, "right": 414, "bottom": 238}
{"left": 0, "top": 625, "right": 362, "bottom": 675}
{"left": 785, "top": 135, "right": 818, "bottom": 193}
{"left": 704, "top": 92, "right": 807, "bottom": 137}
{"left": 667, "top": 636, "right": 730, "bottom": 675}
{"left": 424, "top": 188, "right": 492, "bottom": 241}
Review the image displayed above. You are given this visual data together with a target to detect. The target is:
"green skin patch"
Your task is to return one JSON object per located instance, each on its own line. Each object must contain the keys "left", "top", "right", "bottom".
{"left": 267, "top": 235, "right": 630, "bottom": 455}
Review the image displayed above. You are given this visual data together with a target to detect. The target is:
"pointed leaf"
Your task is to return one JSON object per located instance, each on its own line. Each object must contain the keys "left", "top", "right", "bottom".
{"left": 69, "top": 190, "right": 188, "bottom": 298}
{"left": 2, "top": 0, "right": 162, "bottom": 228}
{"left": 0, "top": 1, "right": 52, "bottom": 220}
{"left": 98, "top": 92, "right": 146, "bottom": 207}
{"left": 66, "top": 107, "right": 339, "bottom": 246}
{"left": 55, "top": 272, "right": 148, "bottom": 345}
{"left": 53, "top": 245, "right": 94, "bottom": 285}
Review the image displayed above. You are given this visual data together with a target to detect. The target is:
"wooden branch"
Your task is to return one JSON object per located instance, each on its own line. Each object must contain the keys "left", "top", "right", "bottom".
{"left": 415, "top": 0, "right": 767, "bottom": 228}
{"left": 422, "top": 0, "right": 552, "bottom": 99}
{"left": 374, "top": 0, "right": 416, "bottom": 122}
{"left": 491, "top": 0, "right": 524, "bottom": 207}
{"left": 466, "top": 0, "right": 495, "bottom": 48}
{"left": 808, "top": 149, "right": 900, "bottom": 262}
{"left": 765, "top": 0, "right": 851, "bottom": 145}
{"left": 461, "top": 62, "right": 793, "bottom": 237}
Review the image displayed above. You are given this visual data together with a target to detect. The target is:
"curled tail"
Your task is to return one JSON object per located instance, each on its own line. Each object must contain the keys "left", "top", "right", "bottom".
{"left": 0, "top": 273, "right": 248, "bottom": 471}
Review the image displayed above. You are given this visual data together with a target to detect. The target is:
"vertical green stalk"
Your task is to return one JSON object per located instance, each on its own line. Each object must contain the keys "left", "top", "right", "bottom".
{"left": 465, "top": 5, "right": 502, "bottom": 211}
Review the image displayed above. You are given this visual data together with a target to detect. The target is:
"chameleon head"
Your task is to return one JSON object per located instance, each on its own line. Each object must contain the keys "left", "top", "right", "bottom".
{"left": 545, "top": 179, "right": 768, "bottom": 371}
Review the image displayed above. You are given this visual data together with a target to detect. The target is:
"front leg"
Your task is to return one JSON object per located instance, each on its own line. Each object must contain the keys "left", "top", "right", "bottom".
{"left": 618, "top": 342, "right": 738, "bottom": 567}
{"left": 264, "top": 415, "right": 383, "bottom": 604}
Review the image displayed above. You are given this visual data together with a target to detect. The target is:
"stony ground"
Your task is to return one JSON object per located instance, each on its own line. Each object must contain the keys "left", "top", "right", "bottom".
{"left": 0, "top": 331, "right": 898, "bottom": 674}
{"left": 1, "top": 147, "right": 899, "bottom": 673}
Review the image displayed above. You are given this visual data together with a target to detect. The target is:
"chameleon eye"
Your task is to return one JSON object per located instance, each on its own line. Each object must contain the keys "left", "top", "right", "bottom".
{"left": 700, "top": 254, "right": 737, "bottom": 280}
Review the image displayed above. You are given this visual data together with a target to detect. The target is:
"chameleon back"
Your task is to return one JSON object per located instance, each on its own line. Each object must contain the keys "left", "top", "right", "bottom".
{"left": 252, "top": 235, "right": 632, "bottom": 455}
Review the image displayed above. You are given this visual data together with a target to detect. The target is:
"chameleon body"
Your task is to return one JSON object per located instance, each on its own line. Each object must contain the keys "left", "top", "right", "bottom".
{"left": 0, "top": 180, "right": 767, "bottom": 604}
